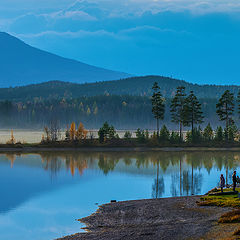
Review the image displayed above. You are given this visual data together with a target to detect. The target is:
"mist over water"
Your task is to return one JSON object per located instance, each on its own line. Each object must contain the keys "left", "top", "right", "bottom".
{"left": 0, "top": 151, "right": 238, "bottom": 239}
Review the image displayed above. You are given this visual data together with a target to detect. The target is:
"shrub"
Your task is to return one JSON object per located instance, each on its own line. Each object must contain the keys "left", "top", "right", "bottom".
{"left": 136, "top": 128, "right": 145, "bottom": 143}
{"left": 170, "top": 131, "right": 180, "bottom": 143}
{"left": 215, "top": 126, "right": 223, "bottom": 142}
{"left": 124, "top": 131, "right": 132, "bottom": 140}
{"left": 203, "top": 123, "right": 214, "bottom": 141}
{"left": 228, "top": 124, "right": 238, "bottom": 142}
{"left": 150, "top": 131, "right": 159, "bottom": 145}
{"left": 145, "top": 130, "right": 149, "bottom": 140}
{"left": 159, "top": 125, "right": 170, "bottom": 142}
{"left": 186, "top": 127, "right": 202, "bottom": 143}
{"left": 98, "top": 122, "right": 116, "bottom": 143}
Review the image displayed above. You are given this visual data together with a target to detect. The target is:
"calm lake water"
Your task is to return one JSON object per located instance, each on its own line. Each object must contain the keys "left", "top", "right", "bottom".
{"left": 0, "top": 151, "right": 239, "bottom": 240}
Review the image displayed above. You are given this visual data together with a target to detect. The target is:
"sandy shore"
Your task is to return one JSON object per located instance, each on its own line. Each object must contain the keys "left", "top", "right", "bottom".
{"left": 56, "top": 196, "right": 240, "bottom": 240}
{"left": 1, "top": 146, "right": 240, "bottom": 153}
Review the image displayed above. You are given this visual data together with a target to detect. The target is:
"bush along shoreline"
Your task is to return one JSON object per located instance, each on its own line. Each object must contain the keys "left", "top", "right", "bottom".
{"left": 2, "top": 122, "right": 240, "bottom": 149}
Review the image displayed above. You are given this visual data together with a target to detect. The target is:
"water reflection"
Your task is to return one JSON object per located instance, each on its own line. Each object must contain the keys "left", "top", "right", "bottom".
{"left": 3, "top": 151, "right": 240, "bottom": 178}
{"left": 1, "top": 151, "right": 240, "bottom": 240}
{"left": 2, "top": 152, "right": 240, "bottom": 200}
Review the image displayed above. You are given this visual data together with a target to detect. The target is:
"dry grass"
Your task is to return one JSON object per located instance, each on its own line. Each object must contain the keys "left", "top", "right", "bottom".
{"left": 219, "top": 210, "right": 240, "bottom": 223}
{"left": 233, "top": 227, "right": 240, "bottom": 235}
{"left": 198, "top": 196, "right": 240, "bottom": 208}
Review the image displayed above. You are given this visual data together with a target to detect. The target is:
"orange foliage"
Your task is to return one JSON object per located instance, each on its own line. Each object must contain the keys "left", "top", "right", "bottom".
{"left": 76, "top": 122, "right": 88, "bottom": 140}
{"left": 69, "top": 122, "right": 76, "bottom": 140}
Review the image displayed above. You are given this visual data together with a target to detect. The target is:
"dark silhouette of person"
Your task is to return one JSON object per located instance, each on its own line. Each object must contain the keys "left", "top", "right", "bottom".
{"left": 220, "top": 174, "right": 225, "bottom": 193}
{"left": 232, "top": 171, "right": 237, "bottom": 192}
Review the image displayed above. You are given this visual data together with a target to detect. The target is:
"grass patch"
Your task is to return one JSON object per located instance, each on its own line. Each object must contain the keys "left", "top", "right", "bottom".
{"left": 197, "top": 188, "right": 240, "bottom": 208}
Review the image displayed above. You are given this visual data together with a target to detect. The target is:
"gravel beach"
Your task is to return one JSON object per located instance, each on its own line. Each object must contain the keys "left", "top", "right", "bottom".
{"left": 57, "top": 196, "right": 236, "bottom": 240}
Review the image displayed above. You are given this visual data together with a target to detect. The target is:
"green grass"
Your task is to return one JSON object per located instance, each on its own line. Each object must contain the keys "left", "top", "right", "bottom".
{"left": 198, "top": 188, "right": 240, "bottom": 208}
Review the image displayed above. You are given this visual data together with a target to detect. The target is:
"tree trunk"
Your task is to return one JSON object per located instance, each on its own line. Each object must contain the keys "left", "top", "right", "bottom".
{"left": 157, "top": 118, "right": 159, "bottom": 137}
{"left": 226, "top": 103, "right": 228, "bottom": 141}
{"left": 191, "top": 120, "right": 194, "bottom": 137}
{"left": 180, "top": 122, "right": 183, "bottom": 141}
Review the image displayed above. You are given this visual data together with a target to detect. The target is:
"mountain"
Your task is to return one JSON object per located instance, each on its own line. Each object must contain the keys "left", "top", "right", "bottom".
{"left": 0, "top": 32, "right": 130, "bottom": 87}
{"left": 0, "top": 76, "right": 239, "bottom": 101}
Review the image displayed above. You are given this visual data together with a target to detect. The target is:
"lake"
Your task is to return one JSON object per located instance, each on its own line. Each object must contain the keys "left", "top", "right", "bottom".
{"left": 0, "top": 151, "right": 238, "bottom": 240}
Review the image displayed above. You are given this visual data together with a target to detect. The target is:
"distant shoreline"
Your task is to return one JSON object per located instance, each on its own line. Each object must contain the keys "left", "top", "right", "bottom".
{"left": 1, "top": 145, "right": 240, "bottom": 153}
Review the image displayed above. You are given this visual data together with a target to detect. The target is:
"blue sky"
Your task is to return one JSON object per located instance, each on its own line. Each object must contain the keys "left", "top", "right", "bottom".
{"left": 0, "top": 0, "right": 240, "bottom": 85}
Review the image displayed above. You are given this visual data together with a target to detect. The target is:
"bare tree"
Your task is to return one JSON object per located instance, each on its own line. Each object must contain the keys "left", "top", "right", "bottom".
{"left": 49, "top": 119, "right": 61, "bottom": 142}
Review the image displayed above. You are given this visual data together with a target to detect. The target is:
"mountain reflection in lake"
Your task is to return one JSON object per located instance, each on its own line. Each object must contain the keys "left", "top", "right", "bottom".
{"left": 0, "top": 151, "right": 239, "bottom": 240}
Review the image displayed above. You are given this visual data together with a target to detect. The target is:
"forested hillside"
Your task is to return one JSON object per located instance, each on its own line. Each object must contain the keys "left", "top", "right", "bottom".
{"left": 0, "top": 76, "right": 239, "bottom": 129}
{"left": 0, "top": 96, "right": 232, "bottom": 129}
{"left": 0, "top": 76, "right": 239, "bottom": 101}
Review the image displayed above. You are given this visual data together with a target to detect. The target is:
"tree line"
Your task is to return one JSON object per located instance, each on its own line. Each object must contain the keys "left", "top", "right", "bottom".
{"left": 0, "top": 96, "right": 218, "bottom": 129}
{"left": 151, "top": 82, "right": 240, "bottom": 142}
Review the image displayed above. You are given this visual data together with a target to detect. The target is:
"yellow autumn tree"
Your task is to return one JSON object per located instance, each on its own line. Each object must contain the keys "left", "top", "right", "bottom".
{"left": 6, "top": 130, "right": 16, "bottom": 145}
{"left": 76, "top": 122, "right": 88, "bottom": 140}
{"left": 69, "top": 122, "right": 76, "bottom": 141}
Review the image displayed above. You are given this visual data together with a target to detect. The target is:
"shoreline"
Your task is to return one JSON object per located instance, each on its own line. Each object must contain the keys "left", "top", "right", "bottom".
{"left": 56, "top": 196, "right": 238, "bottom": 240}
{"left": 1, "top": 146, "right": 240, "bottom": 153}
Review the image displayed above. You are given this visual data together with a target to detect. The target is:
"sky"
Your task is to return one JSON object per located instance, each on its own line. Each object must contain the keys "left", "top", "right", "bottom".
{"left": 0, "top": 0, "right": 240, "bottom": 85}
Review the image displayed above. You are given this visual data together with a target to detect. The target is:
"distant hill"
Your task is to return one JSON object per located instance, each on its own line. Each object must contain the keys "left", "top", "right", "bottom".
{"left": 0, "top": 32, "right": 130, "bottom": 87}
{"left": 0, "top": 76, "right": 239, "bottom": 101}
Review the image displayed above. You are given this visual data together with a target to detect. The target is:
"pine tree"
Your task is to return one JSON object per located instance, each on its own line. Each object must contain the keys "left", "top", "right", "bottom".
{"left": 216, "top": 90, "right": 235, "bottom": 129}
{"left": 151, "top": 82, "right": 165, "bottom": 137}
{"left": 215, "top": 126, "right": 223, "bottom": 142}
{"left": 159, "top": 125, "right": 170, "bottom": 142}
{"left": 98, "top": 122, "right": 116, "bottom": 143}
{"left": 183, "top": 91, "right": 204, "bottom": 136}
{"left": 170, "top": 86, "right": 186, "bottom": 140}
{"left": 203, "top": 123, "right": 213, "bottom": 141}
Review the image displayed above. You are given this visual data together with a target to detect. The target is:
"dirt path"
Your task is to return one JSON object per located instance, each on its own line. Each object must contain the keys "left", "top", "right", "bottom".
{"left": 57, "top": 196, "right": 239, "bottom": 240}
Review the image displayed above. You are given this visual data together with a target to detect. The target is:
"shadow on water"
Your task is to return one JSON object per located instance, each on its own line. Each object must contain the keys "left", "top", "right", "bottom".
{"left": 0, "top": 151, "right": 240, "bottom": 213}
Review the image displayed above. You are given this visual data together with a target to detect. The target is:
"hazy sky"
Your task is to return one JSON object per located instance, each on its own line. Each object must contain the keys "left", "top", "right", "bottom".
{"left": 1, "top": 0, "right": 240, "bottom": 84}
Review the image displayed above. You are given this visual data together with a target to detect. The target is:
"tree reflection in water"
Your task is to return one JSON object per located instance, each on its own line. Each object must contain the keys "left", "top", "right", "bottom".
{"left": 2, "top": 151, "right": 240, "bottom": 197}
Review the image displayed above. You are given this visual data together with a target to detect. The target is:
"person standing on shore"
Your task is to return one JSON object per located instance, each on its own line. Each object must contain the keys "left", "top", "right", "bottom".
{"left": 220, "top": 174, "right": 225, "bottom": 193}
{"left": 232, "top": 171, "right": 237, "bottom": 192}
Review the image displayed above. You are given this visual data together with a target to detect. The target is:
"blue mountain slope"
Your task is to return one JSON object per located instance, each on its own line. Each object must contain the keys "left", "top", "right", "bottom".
{"left": 0, "top": 32, "right": 130, "bottom": 87}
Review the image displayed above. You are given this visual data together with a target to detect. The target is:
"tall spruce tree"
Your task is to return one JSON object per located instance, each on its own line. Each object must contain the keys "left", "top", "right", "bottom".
{"left": 170, "top": 86, "right": 186, "bottom": 140}
{"left": 183, "top": 91, "right": 204, "bottom": 135}
{"left": 216, "top": 90, "right": 235, "bottom": 130}
{"left": 151, "top": 82, "right": 165, "bottom": 136}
